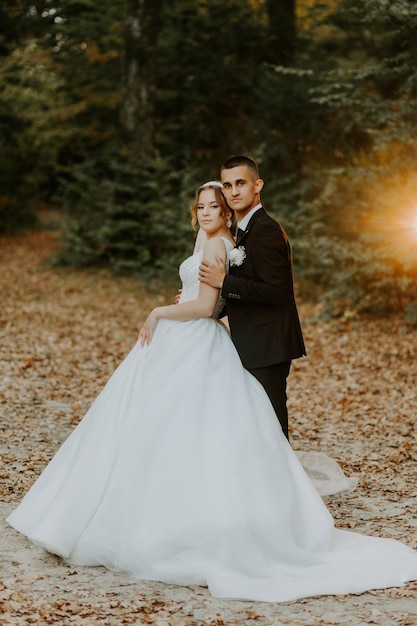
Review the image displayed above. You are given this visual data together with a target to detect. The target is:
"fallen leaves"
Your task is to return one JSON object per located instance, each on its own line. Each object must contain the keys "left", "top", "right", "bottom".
{"left": 287, "top": 308, "right": 417, "bottom": 549}
{"left": 0, "top": 582, "right": 191, "bottom": 626}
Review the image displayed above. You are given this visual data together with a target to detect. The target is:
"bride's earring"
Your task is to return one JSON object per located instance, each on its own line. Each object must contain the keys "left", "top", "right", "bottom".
{"left": 227, "top": 217, "right": 232, "bottom": 228}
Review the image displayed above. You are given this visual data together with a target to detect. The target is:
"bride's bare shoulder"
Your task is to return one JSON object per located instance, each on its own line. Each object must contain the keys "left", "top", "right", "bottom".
{"left": 203, "top": 236, "right": 234, "bottom": 255}
{"left": 202, "top": 238, "right": 230, "bottom": 262}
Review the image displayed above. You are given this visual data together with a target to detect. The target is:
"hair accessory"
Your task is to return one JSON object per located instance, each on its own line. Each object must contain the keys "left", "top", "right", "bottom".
{"left": 201, "top": 180, "right": 223, "bottom": 189}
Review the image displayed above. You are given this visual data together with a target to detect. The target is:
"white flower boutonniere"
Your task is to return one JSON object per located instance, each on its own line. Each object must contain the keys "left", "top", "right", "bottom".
{"left": 229, "top": 246, "right": 246, "bottom": 267}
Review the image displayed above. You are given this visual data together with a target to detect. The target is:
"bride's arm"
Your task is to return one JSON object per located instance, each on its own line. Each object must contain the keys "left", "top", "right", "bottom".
{"left": 138, "top": 238, "right": 226, "bottom": 345}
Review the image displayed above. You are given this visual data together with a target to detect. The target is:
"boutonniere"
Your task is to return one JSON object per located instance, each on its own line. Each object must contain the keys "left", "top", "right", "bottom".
{"left": 229, "top": 246, "right": 246, "bottom": 267}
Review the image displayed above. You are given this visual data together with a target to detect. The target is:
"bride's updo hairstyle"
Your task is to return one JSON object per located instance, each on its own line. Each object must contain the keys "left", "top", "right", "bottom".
{"left": 190, "top": 182, "right": 236, "bottom": 234}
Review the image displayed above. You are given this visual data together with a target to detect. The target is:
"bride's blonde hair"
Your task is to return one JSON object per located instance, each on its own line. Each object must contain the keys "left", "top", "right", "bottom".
{"left": 190, "top": 183, "right": 236, "bottom": 232}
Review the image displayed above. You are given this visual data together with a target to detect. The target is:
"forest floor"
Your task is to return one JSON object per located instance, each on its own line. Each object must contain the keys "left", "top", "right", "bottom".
{"left": 1, "top": 231, "right": 417, "bottom": 626}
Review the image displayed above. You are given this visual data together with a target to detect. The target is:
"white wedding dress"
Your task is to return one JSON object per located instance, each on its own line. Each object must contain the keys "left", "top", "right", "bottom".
{"left": 7, "top": 239, "right": 417, "bottom": 602}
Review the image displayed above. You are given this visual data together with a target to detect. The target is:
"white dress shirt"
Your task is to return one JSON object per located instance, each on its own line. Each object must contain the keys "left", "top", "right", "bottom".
{"left": 237, "top": 204, "right": 262, "bottom": 231}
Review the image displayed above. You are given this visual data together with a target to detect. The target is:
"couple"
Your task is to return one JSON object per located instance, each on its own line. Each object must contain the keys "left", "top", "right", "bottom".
{"left": 147, "top": 155, "right": 304, "bottom": 440}
{"left": 7, "top": 157, "right": 417, "bottom": 602}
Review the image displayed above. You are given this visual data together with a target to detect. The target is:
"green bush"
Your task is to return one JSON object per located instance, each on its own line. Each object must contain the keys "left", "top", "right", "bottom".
{"left": 54, "top": 149, "right": 195, "bottom": 281}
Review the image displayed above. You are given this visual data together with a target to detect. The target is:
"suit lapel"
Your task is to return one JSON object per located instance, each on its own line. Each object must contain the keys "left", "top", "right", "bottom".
{"left": 236, "top": 207, "right": 265, "bottom": 245}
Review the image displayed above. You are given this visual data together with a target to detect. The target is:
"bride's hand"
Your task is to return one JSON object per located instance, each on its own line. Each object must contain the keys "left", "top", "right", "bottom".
{"left": 138, "top": 310, "right": 159, "bottom": 346}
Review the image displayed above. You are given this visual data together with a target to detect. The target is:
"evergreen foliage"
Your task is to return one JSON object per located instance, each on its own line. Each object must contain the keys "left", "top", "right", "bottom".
{"left": 155, "top": 0, "right": 268, "bottom": 169}
{"left": 54, "top": 148, "right": 193, "bottom": 280}
{"left": 264, "top": 0, "right": 417, "bottom": 321}
{"left": 2, "top": 0, "right": 417, "bottom": 320}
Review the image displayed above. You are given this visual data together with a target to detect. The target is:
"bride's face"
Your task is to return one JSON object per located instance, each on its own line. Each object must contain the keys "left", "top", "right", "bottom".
{"left": 196, "top": 189, "right": 229, "bottom": 238}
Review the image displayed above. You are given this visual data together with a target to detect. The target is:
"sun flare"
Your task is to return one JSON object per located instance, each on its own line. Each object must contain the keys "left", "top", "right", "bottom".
{"left": 359, "top": 175, "right": 417, "bottom": 271}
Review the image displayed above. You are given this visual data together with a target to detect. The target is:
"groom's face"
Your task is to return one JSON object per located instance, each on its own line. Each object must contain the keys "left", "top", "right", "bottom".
{"left": 221, "top": 165, "right": 264, "bottom": 219}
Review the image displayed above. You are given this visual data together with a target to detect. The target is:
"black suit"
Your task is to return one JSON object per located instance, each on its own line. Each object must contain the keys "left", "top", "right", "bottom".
{"left": 222, "top": 207, "right": 306, "bottom": 438}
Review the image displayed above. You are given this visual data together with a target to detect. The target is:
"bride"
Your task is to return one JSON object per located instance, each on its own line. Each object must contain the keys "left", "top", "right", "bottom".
{"left": 7, "top": 182, "right": 417, "bottom": 603}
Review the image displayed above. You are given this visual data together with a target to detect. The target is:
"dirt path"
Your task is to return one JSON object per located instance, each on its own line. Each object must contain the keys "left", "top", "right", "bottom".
{"left": 1, "top": 232, "right": 417, "bottom": 625}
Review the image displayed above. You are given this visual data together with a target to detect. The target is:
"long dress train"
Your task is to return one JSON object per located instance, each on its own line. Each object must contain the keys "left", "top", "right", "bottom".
{"left": 7, "top": 239, "right": 417, "bottom": 602}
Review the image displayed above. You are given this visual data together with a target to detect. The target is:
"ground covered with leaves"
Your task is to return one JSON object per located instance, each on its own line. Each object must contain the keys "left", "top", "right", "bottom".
{"left": 1, "top": 232, "right": 417, "bottom": 626}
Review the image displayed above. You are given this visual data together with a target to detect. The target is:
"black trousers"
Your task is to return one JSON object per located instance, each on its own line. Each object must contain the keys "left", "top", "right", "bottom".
{"left": 247, "top": 361, "right": 291, "bottom": 440}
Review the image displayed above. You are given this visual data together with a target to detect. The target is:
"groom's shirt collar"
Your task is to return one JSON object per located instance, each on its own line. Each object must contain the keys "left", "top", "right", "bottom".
{"left": 237, "top": 204, "right": 262, "bottom": 231}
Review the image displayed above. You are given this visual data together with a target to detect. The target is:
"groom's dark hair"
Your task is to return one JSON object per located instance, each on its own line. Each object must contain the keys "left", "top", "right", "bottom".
{"left": 221, "top": 155, "right": 260, "bottom": 179}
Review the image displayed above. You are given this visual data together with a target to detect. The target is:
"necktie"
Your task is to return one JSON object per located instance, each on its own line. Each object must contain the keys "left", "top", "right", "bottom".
{"left": 237, "top": 228, "right": 245, "bottom": 241}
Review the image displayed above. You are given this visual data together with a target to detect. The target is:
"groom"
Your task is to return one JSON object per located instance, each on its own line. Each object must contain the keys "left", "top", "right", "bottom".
{"left": 199, "top": 155, "right": 306, "bottom": 439}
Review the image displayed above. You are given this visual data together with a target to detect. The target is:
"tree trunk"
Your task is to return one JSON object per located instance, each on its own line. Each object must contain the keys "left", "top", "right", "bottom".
{"left": 120, "top": 0, "right": 160, "bottom": 157}
{"left": 266, "top": 0, "right": 296, "bottom": 65}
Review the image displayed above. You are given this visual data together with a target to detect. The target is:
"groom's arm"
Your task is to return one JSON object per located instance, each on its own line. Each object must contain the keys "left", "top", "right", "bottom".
{"left": 199, "top": 255, "right": 226, "bottom": 289}
{"left": 222, "top": 224, "right": 295, "bottom": 306}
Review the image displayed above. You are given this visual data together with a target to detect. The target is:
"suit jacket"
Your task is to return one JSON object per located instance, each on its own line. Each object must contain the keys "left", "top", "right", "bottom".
{"left": 222, "top": 207, "right": 306, "bottom": 369}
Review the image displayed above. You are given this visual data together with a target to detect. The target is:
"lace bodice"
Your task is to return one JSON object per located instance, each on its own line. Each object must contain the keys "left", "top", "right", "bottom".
{"left": 178, "top": 238, "right": 234, "bottom": 319}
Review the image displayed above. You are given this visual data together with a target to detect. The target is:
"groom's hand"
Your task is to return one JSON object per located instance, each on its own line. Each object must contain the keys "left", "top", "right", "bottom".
{"left": 199, "top": 256, "right": 226, "bottom": 289}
